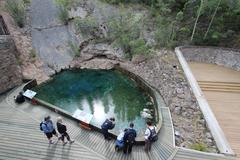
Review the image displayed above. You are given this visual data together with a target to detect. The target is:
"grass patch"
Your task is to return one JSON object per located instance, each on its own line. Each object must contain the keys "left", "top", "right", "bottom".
{"left": 29, "top": 49, "right": 37, "bottom": 59}
{"left": 190, "top": 142, "right": 207, "bottom": 152}
{"left": 54, "top": 0, "right": 71, "bottom": 25}
{"left": 22, "top": 0, "right": 31, "bottom": 5}
{"left": 5, "top": 0, "right": 26, "bottom": 28}
{"left": 68, "top": 41, "right": 80, "bottom": 57}
{"left": 16, "top": 57, "right": 22, "bottom": 65}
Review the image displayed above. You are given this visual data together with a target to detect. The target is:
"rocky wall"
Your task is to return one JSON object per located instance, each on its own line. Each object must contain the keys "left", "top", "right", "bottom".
{"left": 0, "top": 35, "right": 22, "bottom": 94}
{"left": 180, "top": 46, "right": 240, "bottom": 71}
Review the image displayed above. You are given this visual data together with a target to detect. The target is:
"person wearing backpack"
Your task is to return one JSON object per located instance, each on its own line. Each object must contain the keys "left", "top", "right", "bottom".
{"left": 123, "top": 123, "right": 137, "bottom": 154}
{"left": 14, "top": 92, "right": 25, "bottom": 104}
{"left": 40, "top": 115, "right": 58, "bottom": 144}
{"left": 144, "top": 120, "right": 157, "bottom": 151}
{"left": 101, "top": 117, "right": 115, "bottom": 140}
{"left": 56, "top": 117, "right": 74, "bottom": 145}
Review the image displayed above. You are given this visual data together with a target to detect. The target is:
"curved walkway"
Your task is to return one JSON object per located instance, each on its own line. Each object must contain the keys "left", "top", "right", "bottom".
{"left": 0, "top": 85, "right": 236, "bottom": 160}
{"left": 189, "top": 62, "right": 240, "bottom": 160}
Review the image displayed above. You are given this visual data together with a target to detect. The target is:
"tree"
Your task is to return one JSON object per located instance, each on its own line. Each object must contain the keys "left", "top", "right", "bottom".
{"left": 204, "top": 0, "right": 222, "bottom": 39}
{"left": 190, "top": 0, "right": 204, "bottom": 42}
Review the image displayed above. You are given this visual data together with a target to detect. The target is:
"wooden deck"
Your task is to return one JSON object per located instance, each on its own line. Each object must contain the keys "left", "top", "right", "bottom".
{"left": 189, "top": 62, "right": 240, "bottom": 160}
{"left": 0, "top": 84, "right": 236, "bottom": 160}
{"left": 0, "top": 96, "right": 106, "bottom": 160}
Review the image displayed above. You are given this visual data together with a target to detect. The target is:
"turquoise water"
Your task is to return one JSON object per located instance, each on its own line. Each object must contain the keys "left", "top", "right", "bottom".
{"left": 33, "top": 69, "right": 153, "bottom": 135}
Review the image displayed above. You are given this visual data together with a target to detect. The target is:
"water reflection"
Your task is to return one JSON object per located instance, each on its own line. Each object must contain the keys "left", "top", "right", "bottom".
{"left": 33, "top": 69, "right": 152, "bottom": 135}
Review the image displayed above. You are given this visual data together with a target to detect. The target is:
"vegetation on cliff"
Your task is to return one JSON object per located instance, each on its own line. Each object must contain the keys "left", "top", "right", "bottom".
{"left": 103, "top": 0, "right": 240, "bottom": 48}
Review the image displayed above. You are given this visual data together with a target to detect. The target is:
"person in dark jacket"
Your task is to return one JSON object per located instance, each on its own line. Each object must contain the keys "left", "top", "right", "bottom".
{"left": 14, "top": 92, "right": 25, "bottom": 104}
{"left": 101, "top": 117, "right": 115, "bottom": 140}
{"left": 56, "top": 117, "right": 74, "bottom": 145}
{"left": 123, "top": 123, "right": 137, "bottom": 154}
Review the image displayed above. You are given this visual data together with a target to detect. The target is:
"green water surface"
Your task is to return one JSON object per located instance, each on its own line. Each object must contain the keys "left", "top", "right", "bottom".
{"left": 33, "top": 69, "right": 152, "bottom": 135}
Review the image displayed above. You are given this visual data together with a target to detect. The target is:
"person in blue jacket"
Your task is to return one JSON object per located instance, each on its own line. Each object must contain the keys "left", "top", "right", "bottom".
{"left": 123, "top": 122, "right": 137, "bottom": 154}
{"left": 41, "top": 116, "right": 59, "bottom": 144}
{"left": 101, "top": 117, "right": 115, "bottom": 140}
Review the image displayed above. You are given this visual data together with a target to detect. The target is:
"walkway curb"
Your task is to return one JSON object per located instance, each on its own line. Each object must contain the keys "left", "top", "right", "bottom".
{"left": 175, "top": 47, "right": 234, "bottom": 155}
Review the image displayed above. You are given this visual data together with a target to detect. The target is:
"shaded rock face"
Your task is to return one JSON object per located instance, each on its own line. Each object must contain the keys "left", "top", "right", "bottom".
{"left": 0, "top": 36, "right": 22, "bottom": 94}
{"left": 181, "top": 47, "right": 240, "bottom": 71}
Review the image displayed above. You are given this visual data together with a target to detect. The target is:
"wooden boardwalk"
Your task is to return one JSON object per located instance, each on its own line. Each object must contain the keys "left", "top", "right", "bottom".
{"left": 0, "top": 85, "right": 236, "bottom": 160}
{"left": 189, "top": 62, "right": 240, "bottom": 160}
{"left": 0, "top": 96, "right": 106, "bottom": 160}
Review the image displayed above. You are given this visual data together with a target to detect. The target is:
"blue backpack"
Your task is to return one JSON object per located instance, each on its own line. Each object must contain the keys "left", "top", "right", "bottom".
{"left": 40, "top": 122, "right": 46, "bottom": 131}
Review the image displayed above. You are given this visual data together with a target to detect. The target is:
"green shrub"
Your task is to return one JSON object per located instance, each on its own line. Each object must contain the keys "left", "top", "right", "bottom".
{"left": 5, "top": 0, "right": 26, "bottom": 28}
{"left": 54, "top": 0, "right": 72, "bottom": 25}
{"left": 154, "top": 16, "right": 176, "bottom": 48}
{"left": 29, "top": 49, "right": 37, "bottom": 59}
{"left": 191, "top": 142, "right": 207, "bottom": 152}
{"left": 68, "top": 41, "right": 80, "bottom": 57}
{"left": 74, "top": 17, "right": 99, "bottom": 37}
{"left": 16, "top": 57, "right": 22, "bottom": 65}
{"left": 107, "top": 12, "right": 150, "bottom": 58}
{"left": 55, "top": 0, "right": 73, "bottom": 8}
{"left": 22, "top": 0, "right": 31, "bottom": 5}
{"left": 58, "top": 6, "right": 69, "bottom": 25}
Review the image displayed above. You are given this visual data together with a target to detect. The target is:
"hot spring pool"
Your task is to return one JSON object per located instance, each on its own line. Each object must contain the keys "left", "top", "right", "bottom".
{"left": 32, "top": 69, "right": 157, "bottom": 136}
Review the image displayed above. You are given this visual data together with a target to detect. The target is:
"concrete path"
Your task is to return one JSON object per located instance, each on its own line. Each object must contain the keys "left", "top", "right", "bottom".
{"left": 31, "top": 0, "right": 76, "bottom": 74}
{"left": 189, "top": 62, "right": 240, "bottom": 160}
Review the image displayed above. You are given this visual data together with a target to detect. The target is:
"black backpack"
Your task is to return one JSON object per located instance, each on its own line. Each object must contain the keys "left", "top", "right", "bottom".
{"left": 148, "top": 127, "right": 158, "bottom": 142}
{"left": 126, "top": 131, "right": 135, "bottom": 144}
{"left": 40, "top": 122, "right": 46, "bottom": 131}
{"left": 101, "top": 119, "right": 114, "bottom": 129}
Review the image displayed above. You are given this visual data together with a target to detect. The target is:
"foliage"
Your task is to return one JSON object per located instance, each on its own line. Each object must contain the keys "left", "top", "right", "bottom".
{"left": 74, "top": 17, "right": 99, "bottom": 37}
{"left": 22, "top": 0, "right": 31, "bottom": 5}
{"left": 16, "top": 57, "right": 22, "bottom": 65}
{"left": 55, "top": 0, "right": 73, "bottom": 9}
{"left": 54, "top": 0, "right": 71, "bottom": 25}
{"left": 58, "top": 6, "right": 69, "bottom": 25}
{"left": 5, "top": 0, "right": 26, "bottom": 28}
{"left": 68, "top": 41, "right": 80, "bottom": 57}
{"left": 29, "top": 49, "right": 37, "bottom": 59}
{"left": 154, "top": 16, "right": 177, "bottom": 48}
{"left": 103, "top": 0, "right": 240, "bottom": 48}
{"left": 190, "top": 142, "right": 207, "bottom": 152}
{"left": 107, "top": 12, "right": 151, "bottom": 57}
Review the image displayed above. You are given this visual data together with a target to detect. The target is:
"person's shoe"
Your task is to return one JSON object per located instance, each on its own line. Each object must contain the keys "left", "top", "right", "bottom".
{"left": 105, "top": 137, "right": 111, "bottom": 141}
{"left": 115, "top": 146, "right": 119, "bottom": 151}
{"left": 62, "top": 142, "right": 67, "bottom": 146}
{"left": 49, "top": 140, "right": 54, "bottom": 144}
{"left": 69, "top": 140, "right": 75, "bottom": 144}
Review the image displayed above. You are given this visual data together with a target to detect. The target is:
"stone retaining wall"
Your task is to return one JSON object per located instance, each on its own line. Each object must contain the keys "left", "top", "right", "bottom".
{"left": 0, "top": 35, "right": 22, "bottom": 94}
{"left": 180, "top": 46, "right": 240, "bottom": 71}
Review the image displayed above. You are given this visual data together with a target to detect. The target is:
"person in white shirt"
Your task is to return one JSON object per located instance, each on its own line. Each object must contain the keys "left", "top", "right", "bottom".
{"left": 115, "top": 128, "right": 128, "bottom": 151}
{"left": 144, "top": 120, "right": 157, "bottom": 151}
